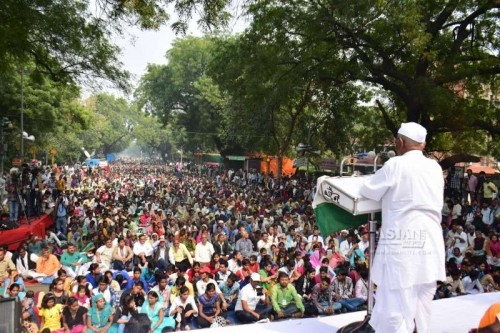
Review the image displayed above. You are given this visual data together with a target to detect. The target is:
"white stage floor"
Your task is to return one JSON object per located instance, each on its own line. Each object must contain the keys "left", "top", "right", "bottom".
{"left": 210, "top": 293, "right": 499, "bottom": 333}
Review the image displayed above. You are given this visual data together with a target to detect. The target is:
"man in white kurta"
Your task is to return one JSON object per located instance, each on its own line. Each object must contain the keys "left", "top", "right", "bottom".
{"left": 360, "top": 122, "right": 445, "bottom": 333}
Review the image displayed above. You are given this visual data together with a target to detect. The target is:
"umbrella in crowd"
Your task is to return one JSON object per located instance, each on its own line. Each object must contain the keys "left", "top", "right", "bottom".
{"left": 439, "top": 153, "right": 480, "bottom": 170}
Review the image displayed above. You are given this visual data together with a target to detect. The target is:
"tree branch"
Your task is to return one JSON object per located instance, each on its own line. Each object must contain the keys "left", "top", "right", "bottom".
{"left": 376, "top": 100, "right": 398, "bottom": 137}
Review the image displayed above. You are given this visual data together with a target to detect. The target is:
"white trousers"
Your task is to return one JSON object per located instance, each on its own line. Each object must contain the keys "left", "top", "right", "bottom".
{"left": 370, "top": 268, "right": 436, "bottom": 333}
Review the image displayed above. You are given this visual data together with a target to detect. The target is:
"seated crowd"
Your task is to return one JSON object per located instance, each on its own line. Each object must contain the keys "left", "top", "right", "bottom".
{"left": 0, "top": 163, "right": 498, "bottom": 333}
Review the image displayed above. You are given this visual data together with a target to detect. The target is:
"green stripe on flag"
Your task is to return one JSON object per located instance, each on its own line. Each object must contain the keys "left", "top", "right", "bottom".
{"left": 314, "top": 202, "right": 369, "bottom": 236}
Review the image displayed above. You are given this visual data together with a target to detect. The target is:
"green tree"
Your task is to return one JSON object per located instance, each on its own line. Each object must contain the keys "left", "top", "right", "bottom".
{"left": 133, "top": 113, "right": 175, "bottom": 161}
{"left": 0, "top": 0, "right": 130, "bottom": 90}
{"left": 243, "top": 0, "right": 499, "bottom": 154}
{"left": 82, "top": 94, "right": 136, "bottom": 157}
{"left": 135, "top": 36, "right": 222, "bottom": 154}
{"left": 0, "top": 66, "right": 92, "bottom": 162}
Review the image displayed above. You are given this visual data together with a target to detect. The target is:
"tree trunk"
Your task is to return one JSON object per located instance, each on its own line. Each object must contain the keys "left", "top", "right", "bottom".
{"left": 277, "top": 154, "right": 283, "bottom": 180}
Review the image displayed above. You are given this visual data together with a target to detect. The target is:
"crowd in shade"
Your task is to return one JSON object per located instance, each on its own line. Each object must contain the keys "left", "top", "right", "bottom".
{"left": 0, "top": 161, "right": 499, "bottom": 332}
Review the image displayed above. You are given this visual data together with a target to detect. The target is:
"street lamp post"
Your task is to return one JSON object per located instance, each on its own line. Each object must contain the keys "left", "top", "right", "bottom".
{"left": 178, "top": 148, "right": 183, "bottom": 166}
{"left": 20, "top": 70, "right": 25, "bottom": 161}
{"left": 22, "top": 132, "right": 35, "bottom": 161}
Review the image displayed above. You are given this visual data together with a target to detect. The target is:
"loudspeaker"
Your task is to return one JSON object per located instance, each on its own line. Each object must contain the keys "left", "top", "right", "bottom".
{"left": 0, "top": 297, "right": 21, "bottom": 333}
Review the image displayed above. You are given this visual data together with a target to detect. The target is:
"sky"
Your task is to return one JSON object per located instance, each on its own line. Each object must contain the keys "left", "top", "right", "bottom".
{"left": 113, "top": 24, "right": 196, "bottom": 86}
{"left": 111, "top": 4, "right": 249, "bottom": 90}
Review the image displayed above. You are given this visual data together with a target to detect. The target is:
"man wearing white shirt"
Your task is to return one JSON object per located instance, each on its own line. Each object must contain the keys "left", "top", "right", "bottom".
{"left": 358, "top": 232, "right": 370, "bottom": 253}
{"left": 481, "top": 202, "right": 494, "bottom": 227}
{"left": 453, "top": 226, "right": 468, "bottom": 254}
{"left": 462, "top": 270, "right": 484, "bottom": 294}
{"left": 194, "top": 233, "right": 215, "bottom": 266}
{"left": 360, "top": 122, "right": 445, "bottom": 333}
{"left": 339, "top": 234, "right": 356, "bottom": 261}
{"left": 234, "top": 272, "right": 272, "bottom": 323}
{"left": 96, "top": 238, "right": 115, "bottom": 270}
{"left": 256, "top": 232, "right": 274, "bottom": 253}
{"left": 133, "top": 234, "right": 154, "bottom": 267}
{"left": 307, "top": 227, "right": 325, "bottom": 248}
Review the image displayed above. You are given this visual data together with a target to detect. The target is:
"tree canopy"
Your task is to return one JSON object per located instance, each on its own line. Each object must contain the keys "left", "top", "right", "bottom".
{"left": 243, "top": 0, "right": 499, "bottom": 154}
{"left": 1, "top": 0, "right": 499, "bottom": 168}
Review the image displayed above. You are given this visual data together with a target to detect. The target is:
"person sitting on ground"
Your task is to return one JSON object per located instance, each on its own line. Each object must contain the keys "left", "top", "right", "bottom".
{"left": 310, "top": 277, "right": 341, "bottom": 315}
{"left": 132, "top": 267, "right": 150, "bottom": 293}
{"left": 447, "top": 247, "right": 465, "bottom": 265}
{"left": 277, "top": 259, "right": 301, "bottom": 284}
{"left": 28, "top": 246, "right": 61, "bottom": 284}
{"left": 5, "top": 282, "right": 23, "bottom": 300}
{"left": 96, "top": 237, "right": 115, "bottom": 271}
{"left": 169, "top": 237, "right": 194, "bottom": 268}
{"left": 151, "top": 271, "right": 171, "bottom": 310}
{"left": 2, "top": 268, "right": 26, "bottom": 299}
{"left": 446, "top": 268, "right": 466, "bottom": 296}
{"left": 462, "top": 269, "right": 484, "bottom": 294}
{"left": 92, "top": 275, "right": 113, "bottom": 304}
{"left": 85, "top": 263, "right": 103, "bottom": 289}
{"left": 354, "top": 267, "right": 369, "bottom": 305}
{"left": 218, "top": 273, "right": 240, "bottom": 311}
{"left": 270, "top": 271, "right": 305, "bottom": 319}
{"left": 235, "top": 258, "right": 252, "bottom": 285}
{"left": 258, "top": 260, "right": 278, "bottom": 291}
{"left": 39, "top": 293, "right": 64, "bottom": 332}
{"left": 15, "top": 246, "right": 37, "bottom": 279}
{"left": 215, "top": 259, "right": 231, "bottom": 282}
{"left": 196, "top": 265, "right": 227, "bottom": 311}
{"left": 169, "top": 286, "right": 198, "bottom": 331}
{"left": 234, "top": 272, "right": 273, "bottom": 323}
{"left": 60, "top": 242, "right": 84, "bottom": 277}
{"left": 120, "top": 280, "right": 147, "bottom": 308}
{"left": 112, "top": 237, "right": 134, "bottom": 271}
{"left": 87, "top": 294, "right": 115, "bottom": 333}
{"left": 114, "top": 294, "right": 138, "bottom": 333}
{"left": 296, "top": 265, "right": 316, "bottom": 299}
{"left": 197, "top": 282, "right": 223, "bottom": 328}
{"left": 140, "top": 290, "right": 175, "bottom": 333}
{"left": 123, "top": 313, "right": 151, "bottom": 333}
{"left": 481, "top": 267, "right": 500, "bottom": 292}
{"left": 330, "top": 269, "right": 365, "bottom": 312}
{"left": 62, "top": 296, "right": 88, "bottom": 333}
{"left": 133, "top": 234, "right": 154, "bottom": 268}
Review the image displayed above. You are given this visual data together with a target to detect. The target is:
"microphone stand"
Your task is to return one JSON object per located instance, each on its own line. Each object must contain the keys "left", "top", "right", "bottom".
{"left": 337, "top": 214, "right": 376, "bottom": 333}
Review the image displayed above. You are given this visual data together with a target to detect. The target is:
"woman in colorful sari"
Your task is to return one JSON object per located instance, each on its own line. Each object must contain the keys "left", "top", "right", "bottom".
{"left": 87, "top": 294, "right": 117, "bottom": 332}
{"left": 141, "top": 290, "right": 175, "bottom": 333}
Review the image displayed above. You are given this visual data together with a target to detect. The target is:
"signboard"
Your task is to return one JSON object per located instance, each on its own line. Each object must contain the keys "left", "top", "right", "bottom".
{"left": 320, "top": 158, "right": 337, "bottom": 171}
{"left": 227, "top": 155, "right": 246, "bottom": 161}
{"left": 293, "top": 157, "right": 307, "bottom": 168}
{"left": 12, "top": 158, "right": 22, "bottom": 166}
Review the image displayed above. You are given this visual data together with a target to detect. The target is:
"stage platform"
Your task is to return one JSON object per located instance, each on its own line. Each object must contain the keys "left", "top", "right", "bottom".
{"left": 209, "top": 293, "right": 498, "bottom": 333}
{"left": 0, "top": 214, "right": 53, "bottom": 251}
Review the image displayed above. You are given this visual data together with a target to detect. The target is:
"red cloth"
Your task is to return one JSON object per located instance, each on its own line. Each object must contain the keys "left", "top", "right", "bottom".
{"left": 3, "top": 214, "right": 53, "bottom": 251}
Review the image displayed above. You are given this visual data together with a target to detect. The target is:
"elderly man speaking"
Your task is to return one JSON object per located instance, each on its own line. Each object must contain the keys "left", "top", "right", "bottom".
{"left": 360, "top": 122, "right": 445, "bottom": 333}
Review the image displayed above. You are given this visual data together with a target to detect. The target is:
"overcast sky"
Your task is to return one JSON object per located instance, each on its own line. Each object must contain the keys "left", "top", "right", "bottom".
{"left": 112, "top": 5, "right": 249, "bottom": 89}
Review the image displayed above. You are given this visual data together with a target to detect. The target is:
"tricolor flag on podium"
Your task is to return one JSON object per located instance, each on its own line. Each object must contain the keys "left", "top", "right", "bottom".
{"left": 312, "top": 176, "right": 381, "bottom": 236}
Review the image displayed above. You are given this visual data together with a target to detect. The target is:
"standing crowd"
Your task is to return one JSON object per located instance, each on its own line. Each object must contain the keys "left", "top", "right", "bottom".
{"left": 0, "top": 160, "right": 498, "bottom": 332}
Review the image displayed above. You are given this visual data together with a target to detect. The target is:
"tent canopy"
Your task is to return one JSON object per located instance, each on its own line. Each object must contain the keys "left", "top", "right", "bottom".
{"left": 466, "top": 163, "right": 499, "bottom": 175}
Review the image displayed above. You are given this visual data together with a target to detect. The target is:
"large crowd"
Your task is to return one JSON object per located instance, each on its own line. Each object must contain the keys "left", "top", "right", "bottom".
{"left": 0, "top": 161, "right": 499, "bottom": 333}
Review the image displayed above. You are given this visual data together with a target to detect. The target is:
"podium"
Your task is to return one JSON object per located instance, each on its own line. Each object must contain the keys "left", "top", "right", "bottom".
{"left": 314, "top": 176, "right": 380, "bottom": 333}
{"left": 315, "top": 176, "right": 381, "bottom": 215}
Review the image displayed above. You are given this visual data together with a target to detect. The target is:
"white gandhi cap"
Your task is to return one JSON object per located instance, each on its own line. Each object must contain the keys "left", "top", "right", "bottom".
{"left": 397, "top": 122, "right": 427, "bottom": 143}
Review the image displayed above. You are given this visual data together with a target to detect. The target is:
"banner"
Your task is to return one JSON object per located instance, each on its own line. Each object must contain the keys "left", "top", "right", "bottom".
{"left": 313, "top": 176, "right": 381, "bottom": 236}
{"left": 313, "top": 194, "right": 368, "bottom": 236}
